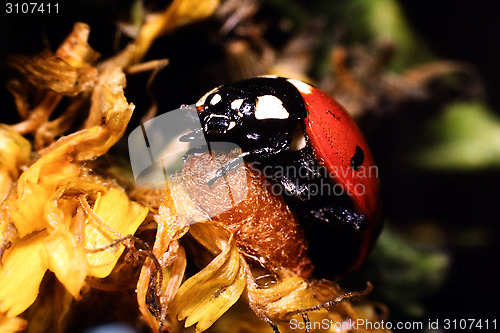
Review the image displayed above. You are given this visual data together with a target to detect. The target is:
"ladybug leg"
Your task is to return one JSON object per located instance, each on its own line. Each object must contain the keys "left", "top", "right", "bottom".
{"left": 305, "top": 204, "right": 367, "bottom": 231}
{"left": 206, "top": 153, "right": 248, "bottom": 186}
{"left": 302, "top": 313, "right": 311, "bottom": 333}
{"left": 178, "top": 126, "right": 204, "bottom": 142}
{"left": 288, "top": 282, "right": 372, "bottom": 315}
{"left": 279, "top": 176, "right": 312, "bottom": 199}
{"left": 270, "top": 147, "right": 367, "bottom": 232}
{"left": 182, "top": 145, "right": 210, "bottom": 163}
{"left": 259, "top": 314, "right": 281, "bottom": 333}
{"left": 206, "top": 133, "right": 291, "bottom": 186}
{"left": 267, "top": 146, "right": 326, "bottom": 201}
{"left": 206, "top": 146, "right": 286, "bottom": 186}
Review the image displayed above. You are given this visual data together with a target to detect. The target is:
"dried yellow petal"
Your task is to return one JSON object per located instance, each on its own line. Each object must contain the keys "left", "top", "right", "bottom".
{"left": 0, "top": 314, "right": 26, "bottom": 332}
{"left": 55, "top": 22, "right": 100, "bottom": 67}
{"left": 0, "top": 231, "right": 48, "bottom": 318}
{"left": 7, "top": 183, "right": 50, "bottom": 236}
{"left": 38, "top": 68, "right": 135, "bottom": 161}
{"left": 172, "top": 229, "right": 246, "bottom": 332}
{"left": 0, "top": 125, "right": 31, "bottom": 201}
{"left": 106, "top": 0, "right": 220, "bottom": 70}
{"left": 7, "top": 22, "right": 99, "bottom": 140}
{"left": 136, "top": 193, "right": 189, "bottom": 331}
{"left": 8, "top": 148, "right": 79, "bottom": 236}
{"left": 162, "top": 0, "right": 220, "bottom": 32}
{"left": 86, "top": 189, "right": 148, "bottom": 278}
{"left": 44, "top": 229, "right": 88, "bottom": 299}
{"left": 7, "top": 50, "right": 97, "bottom": 96}
{"left": 0, "top": 125, "right": 31, "bottom": 177}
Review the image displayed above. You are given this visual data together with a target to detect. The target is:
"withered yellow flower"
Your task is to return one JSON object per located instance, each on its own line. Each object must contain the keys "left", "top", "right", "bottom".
{"left": 0, "top": 125, "right": 31, "bottom": 202}
{"left": 1, "top": 0, "right": 224, "bottom": 327}
{"left": 0, "top": 182, "right": 148, "bottom": 318}
{"left": 0, "top": 30, "right": 144, "bottom": 328}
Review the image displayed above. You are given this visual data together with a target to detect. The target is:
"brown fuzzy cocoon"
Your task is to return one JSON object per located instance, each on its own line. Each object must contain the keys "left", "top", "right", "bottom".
{"left": 181, "top": 150, "right": 314, "bottom": 278}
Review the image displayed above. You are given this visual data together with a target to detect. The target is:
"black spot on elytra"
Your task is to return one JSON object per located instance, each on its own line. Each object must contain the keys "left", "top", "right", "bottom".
{"left": 351, "top": 146, "right": 364, "bottom": 171}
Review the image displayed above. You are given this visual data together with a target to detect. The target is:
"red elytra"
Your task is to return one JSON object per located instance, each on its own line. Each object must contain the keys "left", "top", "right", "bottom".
{"left": 303, "top": 87, "right": 382, "bottom": 271}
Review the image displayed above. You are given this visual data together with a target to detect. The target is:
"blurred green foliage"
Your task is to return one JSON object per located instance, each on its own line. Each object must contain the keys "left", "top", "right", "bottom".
{"left": 415, "top": 102, "right": 500, "bottom": 170}
{"left": 370, "top": 227, "right": 449, "bottom": 317}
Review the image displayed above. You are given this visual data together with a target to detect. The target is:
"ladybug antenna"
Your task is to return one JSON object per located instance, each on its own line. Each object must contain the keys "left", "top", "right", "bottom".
{"left": 261, "top": 282, "right": 372, "bottom": 333}
{"left": 287, "top": 281, "right": 372, "bottom": 331}
{"left": 258, "top": 313, "right": 281, "bottom": 333}
{"left": 301, "top": 313, "right": 311, "bottom": 333}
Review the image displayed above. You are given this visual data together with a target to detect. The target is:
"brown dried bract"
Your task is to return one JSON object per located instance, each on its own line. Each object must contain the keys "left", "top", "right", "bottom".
{"left": 7, "top": 47, "right": 98, "bottom": 97}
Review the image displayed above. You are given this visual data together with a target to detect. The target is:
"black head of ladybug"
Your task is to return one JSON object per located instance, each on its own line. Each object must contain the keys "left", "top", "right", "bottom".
{"left": 191, "top": 76, "right": 382, "bottom": 278}
{"left": 195, "top": 77, "right": 307, "bottom": 151}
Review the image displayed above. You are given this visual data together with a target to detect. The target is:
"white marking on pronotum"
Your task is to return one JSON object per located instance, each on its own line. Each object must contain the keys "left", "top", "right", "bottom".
{"left": 196, "top": 87, "right": 220, "bottom": 108}
{"left": 287, "top": 78, "right": 313, "bottom": 95}
{"left": 231, "top": 98, "right": 244, "bottom": 110}
{"left": 210, "top": 94, "right": 222, "bottom": 105}
{"left": 255, "top": 95, "right": 289, "bottom": 119}
{"left": 228, "top": 121, "right": 236, "bottom": 130}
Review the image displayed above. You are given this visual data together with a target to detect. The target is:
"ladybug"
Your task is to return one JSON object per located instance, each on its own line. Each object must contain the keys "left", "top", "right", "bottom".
{"left": 189, "top": 76, "right": 382, "bottom": 278}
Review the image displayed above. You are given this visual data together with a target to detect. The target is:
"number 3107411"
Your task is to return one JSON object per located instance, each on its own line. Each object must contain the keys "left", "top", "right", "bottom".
{"left": 5, "top": 2, "right": 59, "bottom": 14}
